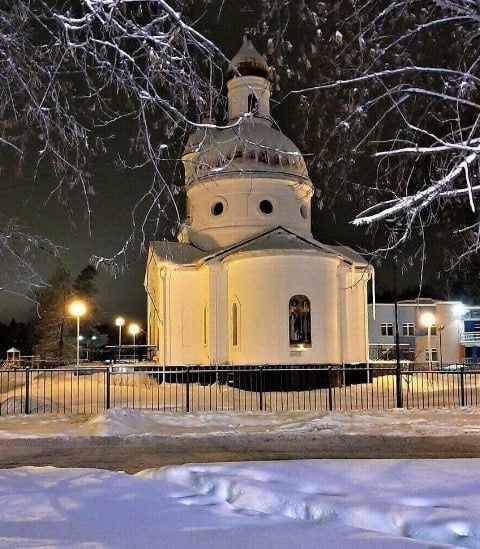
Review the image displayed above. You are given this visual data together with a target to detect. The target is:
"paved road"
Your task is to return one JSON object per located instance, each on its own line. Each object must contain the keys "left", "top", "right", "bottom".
{"left": 1, "top": 434, "right": 480, "bottom": 473}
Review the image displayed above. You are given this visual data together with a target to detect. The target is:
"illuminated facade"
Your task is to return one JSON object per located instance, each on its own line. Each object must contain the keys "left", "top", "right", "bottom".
{"left": 145, "top": 36, "right": 373, "bottom": 367}
{"left": 368, "top": 299, "right": 475, "bottom": 367}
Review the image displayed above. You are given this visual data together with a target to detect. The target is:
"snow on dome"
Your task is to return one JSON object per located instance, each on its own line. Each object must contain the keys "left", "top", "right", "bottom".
{"left": 183, "top": 119, "right": 309, "bottom": 185}
{"left": 227, "top": 34, "right": 270, "bottom": 80}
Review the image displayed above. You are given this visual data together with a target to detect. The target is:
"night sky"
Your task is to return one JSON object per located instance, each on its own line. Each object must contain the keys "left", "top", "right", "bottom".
{"left": 0, "top": 3, "right": 450, "bottom": 326}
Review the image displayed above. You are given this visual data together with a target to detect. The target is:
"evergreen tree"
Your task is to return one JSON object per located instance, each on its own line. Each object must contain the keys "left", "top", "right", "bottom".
{"left": 32, "top": 266, "right": 73, "bottom": 361}
{"left": 32, "top": 264, "right": 100, "bottom": 362}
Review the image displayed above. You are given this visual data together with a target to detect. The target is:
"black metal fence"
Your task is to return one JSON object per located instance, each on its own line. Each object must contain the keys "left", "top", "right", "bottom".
{"left": 0, "top": 365, "right": 479, "bottom": 415}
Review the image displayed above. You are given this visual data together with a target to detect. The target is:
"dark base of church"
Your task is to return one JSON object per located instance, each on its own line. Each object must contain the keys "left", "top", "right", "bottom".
{"left": 150, "top": 364, "right": 370, "bottom": 392}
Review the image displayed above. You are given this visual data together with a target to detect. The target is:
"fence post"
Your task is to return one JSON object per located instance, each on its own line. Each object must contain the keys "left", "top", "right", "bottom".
{"left": 460, "top": 368, "right": 466, "bottom": 407}
{"left": 106, "top": 367, "right": 111, "bottom": 410}
{"left": 328, "top": 366, "right": 333, "bottom": 411}
{"left": 185, "top": 367, "right": 190, "bottom": 413}
{"left": 24, "top": 367, "right": 30, "bottom": 415}
{"left": 258, "top": 367, "right": 264, "bottom": 412}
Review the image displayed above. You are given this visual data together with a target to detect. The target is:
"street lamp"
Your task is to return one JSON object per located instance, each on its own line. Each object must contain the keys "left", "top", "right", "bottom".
{"left": 128, "top": 323, "right": 140, "bottom": 363}
{"left": 422, "top": 312, "right": 436, "bottom": 371}
{"left": 454, "top": 303, "right": 467, "bottom": 365}
{"left": 454, "top": 303, "right": 467, "bottom": 318}
{"left": 115, "top": 317, "right": 125, "bottom": 363}
{"left": 69, "top": 300, "right": 87, "bottom": 368}
{"left": 439, "top": 325, "right": 445, "bottom": 369}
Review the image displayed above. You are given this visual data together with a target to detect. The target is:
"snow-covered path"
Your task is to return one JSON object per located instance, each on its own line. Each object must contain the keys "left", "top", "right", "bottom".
{"left": 1, "top": 408, "right": 480, "bottom": 471}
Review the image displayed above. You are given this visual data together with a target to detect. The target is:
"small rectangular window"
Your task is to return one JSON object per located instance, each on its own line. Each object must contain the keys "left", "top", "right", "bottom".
{"left": 402, "top": 323, "right": 415, "bottom": 336}
{"left": 381, "top": 323, "right": 393, "bottom": 336}
{"left": 426, "top": 348, "right": 438, "bottom": 362}
{"left": 424, "top": 325, "right": 437, "bottom": 336}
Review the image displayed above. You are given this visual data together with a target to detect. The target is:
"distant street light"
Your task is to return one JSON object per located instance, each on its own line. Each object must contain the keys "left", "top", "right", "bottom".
{"left": 422, "top": 312, "right": 436, "bottom": 371}
{"left": 128, "top": 323, "right": 140, "bottom": 363}
{"left": 115, "top": 317, "right": 125, "bottom": 363}
{"left": 78, "top": 335, "right": 84, "bottom": 361}
{"left": 69, "top": 300, "right": 87, "bottom": 368}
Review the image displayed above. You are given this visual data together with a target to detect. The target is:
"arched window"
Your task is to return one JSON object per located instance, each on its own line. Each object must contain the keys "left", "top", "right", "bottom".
{"left": 289, "top": 295, "right": 311, "bottom": 347}
{"left": 257, "top": 150, "right": 268, "bottom": 163}
{"left": 247, "top": 93, "right": 258, "bottom": 114}
{"left": 232, "top": 302, "right": 238, "bottom": 347}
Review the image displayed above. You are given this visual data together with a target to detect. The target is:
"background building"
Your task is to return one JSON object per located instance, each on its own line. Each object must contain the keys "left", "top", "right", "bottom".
{"left": 368, "top": 299, "right": 468, "bottom": 368}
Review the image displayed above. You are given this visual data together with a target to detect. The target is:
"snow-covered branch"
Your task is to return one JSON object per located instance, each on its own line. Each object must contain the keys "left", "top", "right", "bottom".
{"left": 0, "top": 0, "right": 228, "bottom": 292}
{"left": 282, "top": 0, "right": 480, "bottom": 263}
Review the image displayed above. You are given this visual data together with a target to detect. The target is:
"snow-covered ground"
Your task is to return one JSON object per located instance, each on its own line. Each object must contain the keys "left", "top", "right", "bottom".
{"left": 2, "top": 409, "right": 480, "bottom": 548}
{"left": 0, "top": 406, "right": 480, "bottom": 438}
{"left": 2, "top": 459, "right": 480, "bottom": 548}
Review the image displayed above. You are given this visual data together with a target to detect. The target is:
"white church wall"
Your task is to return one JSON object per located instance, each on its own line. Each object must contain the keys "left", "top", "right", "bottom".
{"left": 187, "top": 176, "right": 312, "bottom": 251}
{"left": 338, "top": 268, "right": 370, "bottom": 364}
{"left": 145, "top": 254, "right": 164, "bottom": 360}
{"left": 164, "top": 269, "right": 209, "bottom": 365}
{"left": 207, "top": 263, "right": 229, "bottom": 365}
{"left": 226, "top": 253, "right": 341, "bottom": 365}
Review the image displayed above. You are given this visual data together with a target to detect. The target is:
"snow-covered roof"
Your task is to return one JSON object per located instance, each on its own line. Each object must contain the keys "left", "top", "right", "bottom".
{"left": 150, "top": 227, "right": 370, "bottom": 269}
{"left": 226, "top": 35, "right": 270, "bottom": 80}
{"left": 149, "top": 242, "right": 206, "bottom": 266}
{"left": 6, "top": 347, "right": 20, "bottom": 353}
{"left": 183, "top": 118, "right": 309, "bottom": 185}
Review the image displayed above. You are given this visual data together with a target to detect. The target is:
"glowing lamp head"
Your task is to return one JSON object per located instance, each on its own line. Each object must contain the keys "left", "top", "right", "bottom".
{"left": 69, "top": 300, "right": 87, "bottom": 318}
{"left": 453, "top": 303, "right": 467, "bottom": 318}
{"left": 128, "top": 323, "right": 140, "bottom": 336}
{"left": 115, "top": 317, "right": 126, "bottom": 327}
{"left": 421, "top": 312, "right": 436, "bottom": 328}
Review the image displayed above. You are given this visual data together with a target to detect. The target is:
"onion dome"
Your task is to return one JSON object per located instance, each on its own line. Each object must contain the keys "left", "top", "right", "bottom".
{"left": 227, "top": 34, "right": 270, "bottom": 80}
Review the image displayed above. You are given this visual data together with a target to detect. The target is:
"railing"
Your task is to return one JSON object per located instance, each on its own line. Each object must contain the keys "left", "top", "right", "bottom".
{"left": 1, "top": 364, "right": 480, "bottom": 415}
{"left": 369, "top": 344, "right": 414, "bottom": 362}
{"left": 461, "top": 332, "right": 480, "bottom": 343}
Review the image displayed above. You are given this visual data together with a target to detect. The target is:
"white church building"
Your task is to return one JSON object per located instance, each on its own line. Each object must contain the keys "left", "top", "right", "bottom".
{"left": 145, "top": 35, "right": 373, "bottom": 368}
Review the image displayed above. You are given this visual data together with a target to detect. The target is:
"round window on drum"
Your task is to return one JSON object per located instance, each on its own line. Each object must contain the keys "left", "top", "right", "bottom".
{"left": 259, "top": 199, "right": 273, "bottom": 215}
{"left": 211, "top": 199, "right": 226, "bottom": 216}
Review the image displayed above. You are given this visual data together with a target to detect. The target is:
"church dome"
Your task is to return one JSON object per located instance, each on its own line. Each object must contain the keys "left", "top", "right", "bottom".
{"left": 183, "top": 119, "right": 309, "bottom": 186}
{"left": 226, "top": 34, "right": 270, "bottom": 80}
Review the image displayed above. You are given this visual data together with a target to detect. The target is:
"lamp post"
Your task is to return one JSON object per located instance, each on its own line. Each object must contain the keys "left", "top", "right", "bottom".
{"left": 454, "top": 303, "right": 467, "bottom": 365}
{"left": 439, "top": 325, "right": 445, "bottom": 369}
{"left": 422, "top": 312, "right": 436, "bottom": 371}
{"left": 69, "top": 300, "right": 87, "bottom": 368}
{"left": 115, "top": 317, "right": 125, "bottom": 363}
{"left": 78, "top": 335, "right": 84, "bottom": 361}
{"left": 129, "top": 323, "right": 140, "bottom": 363}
